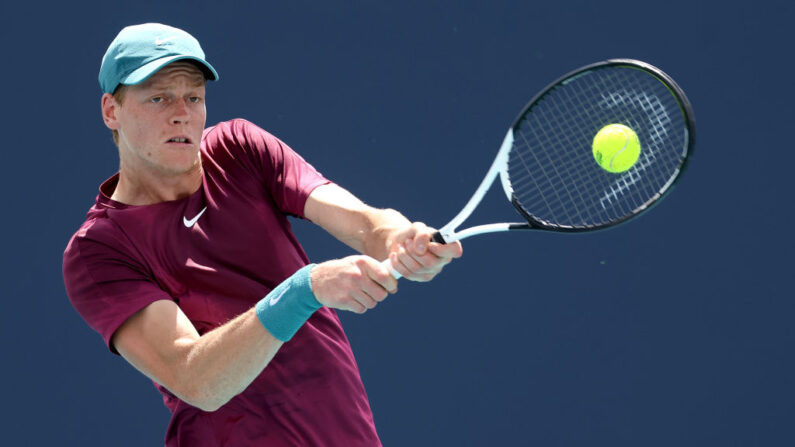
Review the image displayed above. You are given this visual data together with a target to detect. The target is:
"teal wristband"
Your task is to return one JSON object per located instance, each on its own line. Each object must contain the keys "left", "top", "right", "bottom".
{"left": 255, "top": 264, "right": 321, "bottom": 342}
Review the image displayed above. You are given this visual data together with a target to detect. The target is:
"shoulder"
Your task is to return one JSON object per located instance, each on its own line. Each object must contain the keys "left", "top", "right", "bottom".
{"left": 63, "top": 213, "right": 140, "bottom": 273}
{"left": 63, "top": 212, "right": 170, "bottom": 353}
{"left": 202, "top": 119, "right": 281, "bottom": 149}
{"left": 201, "top": 119, "right": 304, "bottom": 180}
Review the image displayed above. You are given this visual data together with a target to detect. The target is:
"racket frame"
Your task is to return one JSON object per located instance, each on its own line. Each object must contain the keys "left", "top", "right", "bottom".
{"left": 435, "top": 58, "right": 695, "bottom": 242}
{"left": 435, "top": 129, "right": 531, "bottom": 243}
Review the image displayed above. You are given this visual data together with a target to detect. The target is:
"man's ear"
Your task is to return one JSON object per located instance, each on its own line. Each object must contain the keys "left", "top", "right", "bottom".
{"left": 101, "top": 93, "right": 121, "bottom": 131}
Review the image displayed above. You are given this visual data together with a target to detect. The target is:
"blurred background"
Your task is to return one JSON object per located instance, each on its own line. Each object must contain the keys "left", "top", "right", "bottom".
{"left": 2, "top": 1, "right": 793, "bottom": 445}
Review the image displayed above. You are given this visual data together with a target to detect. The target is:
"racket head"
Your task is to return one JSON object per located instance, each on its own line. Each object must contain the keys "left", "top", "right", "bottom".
{"left": 503, "top": 59, "right": 695, "bottom": 232}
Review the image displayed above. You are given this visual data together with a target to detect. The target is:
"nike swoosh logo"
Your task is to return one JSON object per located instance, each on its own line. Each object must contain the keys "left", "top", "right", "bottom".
{"left": 155, "top": 36, "right": 179, "bottom": 45}
{"left": 183, "top": 207, "right": 207, "bottom": 228}
{"left": 269, "top": 285, "right": 290, "bottom": 306}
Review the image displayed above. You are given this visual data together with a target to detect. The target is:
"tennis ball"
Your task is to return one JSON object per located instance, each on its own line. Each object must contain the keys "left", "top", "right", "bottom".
{"left": 592, "top": 124, "right": 641, "bottom": 173}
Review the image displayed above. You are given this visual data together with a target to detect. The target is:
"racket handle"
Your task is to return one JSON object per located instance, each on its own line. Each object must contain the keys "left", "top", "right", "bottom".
{"left": 381, "top": 231, "right": 446, "bottom": 280}
{"left": 382, "top": 258, "right": 402, "bottom": 280}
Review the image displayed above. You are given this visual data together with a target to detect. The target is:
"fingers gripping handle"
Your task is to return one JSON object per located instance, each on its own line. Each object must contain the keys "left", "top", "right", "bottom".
{"left": 381, "top": 231, "right": 446, "bottom": 280}
{"left": 382, "top": 258, "right": 403, "bottom": 280}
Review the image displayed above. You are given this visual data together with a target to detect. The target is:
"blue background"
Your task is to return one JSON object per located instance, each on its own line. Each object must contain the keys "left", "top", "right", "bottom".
{"left": 2, "top": 1, "right": 794, "bottom": 445}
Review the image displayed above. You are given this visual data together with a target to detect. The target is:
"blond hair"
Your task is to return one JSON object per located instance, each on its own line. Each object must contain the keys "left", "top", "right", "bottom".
{"left": 110, "top": 85, "right": 128, "bottom": 146}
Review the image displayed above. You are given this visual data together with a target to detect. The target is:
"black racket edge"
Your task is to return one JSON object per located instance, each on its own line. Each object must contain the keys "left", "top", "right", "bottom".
{"left": 506, "top": 58, "right": 697, "bottom": 234}
{"left": 431, "top": 232, "right": 446, "bottom": 243}
{"left": 430, "top": 223, "right": 531, "bottom": 244}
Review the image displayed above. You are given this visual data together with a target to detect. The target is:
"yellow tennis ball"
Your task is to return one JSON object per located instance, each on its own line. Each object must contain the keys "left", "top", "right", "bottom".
{"left": 592, "top": 124, "right": 641, "bottom": 173}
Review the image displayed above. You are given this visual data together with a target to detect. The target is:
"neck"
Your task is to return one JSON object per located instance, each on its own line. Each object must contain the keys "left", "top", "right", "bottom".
{"left": 111, "top": 159, "right": 203, "bottom": 205}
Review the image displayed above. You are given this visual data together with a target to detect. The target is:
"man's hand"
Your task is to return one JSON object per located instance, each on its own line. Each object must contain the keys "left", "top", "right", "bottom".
{"left": 305, "top": 184, "right": 463, "bottom": 284}
{"left": 386, "top": 222, "right": 463, "bottom": 282}
{"left": 311, "top": 256, "right": 398, "bottom": 313}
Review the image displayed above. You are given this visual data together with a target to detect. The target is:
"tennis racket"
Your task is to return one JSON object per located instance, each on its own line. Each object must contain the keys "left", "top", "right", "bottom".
{"left": 384, "top": 59, "right": 695, "bottom": 279}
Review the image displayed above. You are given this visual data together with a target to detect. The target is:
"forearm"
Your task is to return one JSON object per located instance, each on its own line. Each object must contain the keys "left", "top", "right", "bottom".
{"left": 117, "top": 275, "right": 320, "bottom": 413}
{"left": 114, "top": 299, "right": 283, "bottom": 412}
{"left": 171, "top": 266, "right": 317, "bottom": 410}
{"left": 177, "top": 307, "right": 282, "bottom": 411}
{"left": 357, "top": 207, "right": 412, "bottom": 260}
{"left": 305, "top": 184, "right": 411, "bottom": 260}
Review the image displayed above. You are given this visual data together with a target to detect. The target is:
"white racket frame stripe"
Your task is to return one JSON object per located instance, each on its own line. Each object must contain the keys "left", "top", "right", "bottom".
{"left": 383, "top": 129, "right": 518, "bottom": 279}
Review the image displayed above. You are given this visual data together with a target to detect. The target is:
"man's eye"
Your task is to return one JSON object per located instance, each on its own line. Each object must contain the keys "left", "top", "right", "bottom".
{"left": 189, "top": 97, "right": 200, "bottom": 103}
{"left": 151, "top": 97, "right": 163, "bottom": 103}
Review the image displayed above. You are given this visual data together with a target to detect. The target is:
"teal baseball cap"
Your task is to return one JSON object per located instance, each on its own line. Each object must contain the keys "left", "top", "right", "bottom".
{"left": 99, "top": 23, "right": 219, "bottom": 94}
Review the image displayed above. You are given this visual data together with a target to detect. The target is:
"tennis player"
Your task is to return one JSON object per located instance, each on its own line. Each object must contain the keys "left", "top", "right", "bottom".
{"left": 63, "top": 23, "right": 461, "bottom": 446}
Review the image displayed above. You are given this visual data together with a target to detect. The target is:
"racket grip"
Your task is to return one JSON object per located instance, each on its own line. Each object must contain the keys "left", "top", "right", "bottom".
{"left": 382, "top": 231, "right": 447, "bottom": 280}
{"left": 381, "top": 258, "right": 402, "bottom": 280}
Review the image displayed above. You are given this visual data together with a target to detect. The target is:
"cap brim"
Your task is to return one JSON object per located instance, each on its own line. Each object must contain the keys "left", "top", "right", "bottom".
{"left": 120, "top": 55, "right": 219, "bottom": 87}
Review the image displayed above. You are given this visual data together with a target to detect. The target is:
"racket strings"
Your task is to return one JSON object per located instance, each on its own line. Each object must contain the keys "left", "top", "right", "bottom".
{"left": 507, "top": 65, "right": 688, "bottom": 229}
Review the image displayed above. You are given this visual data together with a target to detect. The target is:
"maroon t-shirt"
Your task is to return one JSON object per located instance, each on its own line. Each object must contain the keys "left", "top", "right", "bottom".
{"left": 63, "top": 119, "right": 381, "bottom": 446}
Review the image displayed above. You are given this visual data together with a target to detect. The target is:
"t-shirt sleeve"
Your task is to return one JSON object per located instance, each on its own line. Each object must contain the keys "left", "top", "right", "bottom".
{"left": 63, "top": 220, "right": 173, "bottom": 353}
{"left": 202, "top": 119, "right": 330, "bottom": 218}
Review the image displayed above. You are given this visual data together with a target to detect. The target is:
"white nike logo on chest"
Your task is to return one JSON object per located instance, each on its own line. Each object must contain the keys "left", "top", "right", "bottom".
{"left": 183, "top": 206, "right": 207, "bottom": 228}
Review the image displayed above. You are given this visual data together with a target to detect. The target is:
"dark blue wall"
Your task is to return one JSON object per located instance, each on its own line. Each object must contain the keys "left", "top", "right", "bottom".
{"left": 3, "top": 1, "right": 794, "bottom": 445}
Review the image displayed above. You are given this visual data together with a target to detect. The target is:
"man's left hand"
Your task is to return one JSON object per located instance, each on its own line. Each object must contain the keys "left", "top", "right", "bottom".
{"left": 386, "top": 222, "right": 463, "bottom": 282}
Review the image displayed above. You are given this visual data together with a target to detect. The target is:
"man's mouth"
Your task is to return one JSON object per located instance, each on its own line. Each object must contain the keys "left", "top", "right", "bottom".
{"left": 167, "top": 137, "right": 191, "bottom": 143}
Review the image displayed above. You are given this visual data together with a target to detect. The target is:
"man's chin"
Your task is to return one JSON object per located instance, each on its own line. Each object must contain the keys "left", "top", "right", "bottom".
{"left": 155, "top": 155, "right": 202, "bottom": 177}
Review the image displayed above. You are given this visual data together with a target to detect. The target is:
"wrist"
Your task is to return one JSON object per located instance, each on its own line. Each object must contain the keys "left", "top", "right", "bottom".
{"left": 255, "top": 264, "right": 321, "bottom": 342}
{"left": 371, "top": 209, "right": 411, "bottom": 258}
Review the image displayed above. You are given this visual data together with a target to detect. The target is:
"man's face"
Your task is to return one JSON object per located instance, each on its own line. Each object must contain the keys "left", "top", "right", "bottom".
{"left": 107, "top": 62, "right": 207, "bottom": 177}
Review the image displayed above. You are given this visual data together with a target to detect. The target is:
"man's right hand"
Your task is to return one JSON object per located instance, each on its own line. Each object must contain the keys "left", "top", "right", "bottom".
{"left": 310, "top": 256, "right": 398, "bottom": 314}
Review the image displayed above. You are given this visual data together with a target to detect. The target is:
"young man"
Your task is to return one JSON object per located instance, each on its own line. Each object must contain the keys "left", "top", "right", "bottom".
{"left": 63, "top": 23, "right": 461, "bottom": 446}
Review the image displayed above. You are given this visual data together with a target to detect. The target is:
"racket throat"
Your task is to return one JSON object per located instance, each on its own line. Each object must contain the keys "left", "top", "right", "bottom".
{"left": 435, "top": 222, "right": 531, "bottom": 243}
{"left": 436, "top": 130, "right": 516, "bottom": 243}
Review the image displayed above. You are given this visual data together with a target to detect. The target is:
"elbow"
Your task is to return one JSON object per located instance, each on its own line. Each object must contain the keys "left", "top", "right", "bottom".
{"left": 194, "top": 400, "right": 225, "bottom": 413}
{"left": 190, "top": 396, "right": 225, "bottom": 413}
{"left": 174, "top": 382, "right": 231, "bottom": 413}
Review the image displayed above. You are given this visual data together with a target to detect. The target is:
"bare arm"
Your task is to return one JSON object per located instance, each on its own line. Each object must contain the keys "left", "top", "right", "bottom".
{"left": 112, "top": 301, "right": 281, "bottom": 412}
{"left": 305, "top": 183, "right": 463, "bottom": 281}
{"left": 303, "top": 183, "right": 409, "bottom": 259}
{"left": 112, "top": 184, "right": 460, "bottom": 412}
{"left": 113, "top": 257, "right": 398, "bottom": 412}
